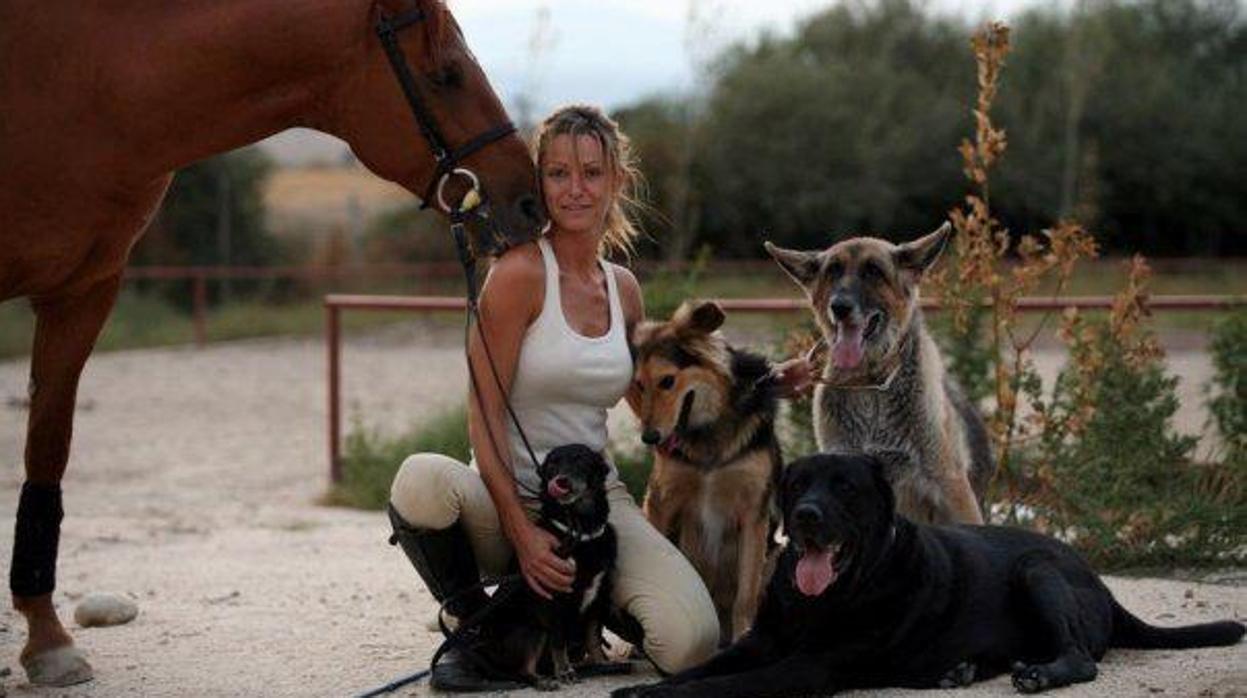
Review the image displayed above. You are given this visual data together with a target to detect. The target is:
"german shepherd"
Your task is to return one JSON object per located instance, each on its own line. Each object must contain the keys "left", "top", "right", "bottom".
{"left": 631, "top": 301, "right": 782, "bottom": 644}
{"left": 765, "top": 223, "right": 994, "bottom": 524}
{"left": 612, "top": 452, "right": 1245, "bottom": 698}
{"left": 472, "top": 444, "right": 618, "bottom": 688}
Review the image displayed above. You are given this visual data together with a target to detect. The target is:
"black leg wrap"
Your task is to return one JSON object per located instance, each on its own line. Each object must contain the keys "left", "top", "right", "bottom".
{"left": 11, "top": 481, "right": 64, "bottom": 597}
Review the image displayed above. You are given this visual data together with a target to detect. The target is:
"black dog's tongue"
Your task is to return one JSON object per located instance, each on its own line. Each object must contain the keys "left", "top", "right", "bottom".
{"left": 795, "top": 548, "right": 837, "bottom": 596}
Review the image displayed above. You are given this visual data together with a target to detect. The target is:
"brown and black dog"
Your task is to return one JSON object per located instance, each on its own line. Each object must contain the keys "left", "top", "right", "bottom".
{"left": 631, "top": 301, "right": 782, "bottom": 644}
{"left": 765, "top": 223, "right": 994, "bottom": 524}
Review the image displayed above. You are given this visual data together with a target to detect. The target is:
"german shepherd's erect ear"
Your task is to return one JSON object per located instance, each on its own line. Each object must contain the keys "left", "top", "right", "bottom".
{"left": 894, "top": 222, "right": 953, "bottom": 276}
{"left": 764, "top": 241, "right": 822, "bottom": 290}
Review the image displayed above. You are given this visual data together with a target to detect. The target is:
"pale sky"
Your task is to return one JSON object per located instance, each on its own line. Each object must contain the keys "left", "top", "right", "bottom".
{"left": 453, "top": 0, "right": 1065, "bottom": 115}
{"left": 264, "top": 0, "right": 1068, "bottom": 163}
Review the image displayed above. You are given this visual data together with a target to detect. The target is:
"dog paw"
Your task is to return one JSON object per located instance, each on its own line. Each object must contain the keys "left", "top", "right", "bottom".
{"left": 610, "top": 684, "right": 657, "bottom": 698}
{"left": 938, "top": 660, "right": 976, "bottom": 688}
{"left": 534, "top": 677, "right": 562, "bottom": 692}
{"left": 1011, "top": 664, "right": 1050, "bottom": 694}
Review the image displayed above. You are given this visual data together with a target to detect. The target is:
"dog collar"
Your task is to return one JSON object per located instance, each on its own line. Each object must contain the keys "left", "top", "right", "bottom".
{"left": 821, "top": 362, "right": 902, "bottom": 392}
{"left": 547, "top": 518, "right": 608, "bottom": 543}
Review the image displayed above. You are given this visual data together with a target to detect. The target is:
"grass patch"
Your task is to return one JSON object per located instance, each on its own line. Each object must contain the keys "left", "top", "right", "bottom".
{"left": 610, "top": 445, "right": 652, "bottom": 503}
{"left": 324, "top": 407, "right": 471, "bottom": 510}
{"left": 0, "top": 289, "right": 461, "bottom": 360}
{"left": 325, "top": 403, "right": 657, "bottom": 510}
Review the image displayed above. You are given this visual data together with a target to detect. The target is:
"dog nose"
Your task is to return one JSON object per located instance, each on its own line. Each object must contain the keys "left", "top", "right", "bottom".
{"left": 830, "top": 297, "right": 854, "bottom": 321}
{"left": 793, "top": 503, "right": 823, "bottom": 528}
{"left": 641, "top": 429, "right": 661, "bottom": 446}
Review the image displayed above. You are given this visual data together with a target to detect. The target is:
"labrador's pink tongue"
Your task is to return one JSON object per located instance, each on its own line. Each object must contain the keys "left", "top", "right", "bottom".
{"left": 795, "top": 549, "right": 836, "bottom": 596}
{"left": 833, "top": 323, "right": 865, "bottom": 370}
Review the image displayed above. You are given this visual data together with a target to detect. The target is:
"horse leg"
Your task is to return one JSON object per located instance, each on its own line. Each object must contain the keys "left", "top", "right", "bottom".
{"left": 12, "top": 274, "right": 122, "bottom": 686}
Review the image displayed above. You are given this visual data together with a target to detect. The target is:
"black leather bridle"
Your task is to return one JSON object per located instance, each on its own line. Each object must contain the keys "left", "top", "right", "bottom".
{"left": 375, "top": 3, "right": 544, "bottom": 490}
{"left": 374, "top": 5, "right": 518, "bottom": 214}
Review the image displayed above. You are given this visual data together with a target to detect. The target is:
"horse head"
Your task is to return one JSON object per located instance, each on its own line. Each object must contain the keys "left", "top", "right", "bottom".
{"left": 329, "top": 0, "right": 546, "bottom": 258}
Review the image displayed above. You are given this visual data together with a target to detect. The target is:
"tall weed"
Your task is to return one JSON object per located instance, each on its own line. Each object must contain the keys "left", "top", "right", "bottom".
{"left": 930, "top": 23, "right": 1243, "bottom": 567}
{"left": 326, "top": 408, "right": 470, "bottom": 510}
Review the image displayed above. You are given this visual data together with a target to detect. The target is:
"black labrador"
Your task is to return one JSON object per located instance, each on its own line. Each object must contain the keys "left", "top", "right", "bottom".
{"left": 614, "top": 452, "right": 1244, "bottom": 697}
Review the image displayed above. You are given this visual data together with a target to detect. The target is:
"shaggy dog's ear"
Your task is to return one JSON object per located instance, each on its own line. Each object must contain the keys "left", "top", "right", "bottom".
{"left": 631, "top": 319, "right": 661, "bottom": 349}
{"left": 765, "top": 241, "right": 822, "bottom": 289}
{"left": 894, "top": 222, "right": 953, "bottom": 275}
{"left": 673, "top": 300, "right": 726, "bottom": 335}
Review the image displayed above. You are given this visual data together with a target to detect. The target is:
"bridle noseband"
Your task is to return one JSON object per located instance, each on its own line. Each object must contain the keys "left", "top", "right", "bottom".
{"left": 375, "top": 5, "right": 517, "bottom": 215}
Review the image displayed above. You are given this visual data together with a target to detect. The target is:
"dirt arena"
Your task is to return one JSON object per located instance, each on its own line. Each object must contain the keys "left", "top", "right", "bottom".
{"left": 1, "top": 323, "right": 1243, "bottom": 697}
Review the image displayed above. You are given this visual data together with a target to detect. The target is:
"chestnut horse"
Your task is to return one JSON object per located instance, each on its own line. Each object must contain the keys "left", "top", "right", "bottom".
{"left": 0, "top": 0, "right": 544, "bottom": 685}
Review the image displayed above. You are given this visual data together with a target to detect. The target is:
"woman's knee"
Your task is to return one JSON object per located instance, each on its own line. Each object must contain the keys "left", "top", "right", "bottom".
{"left": 629, "top": 591, "right": 719, "bottom": 674}
{"left": 389, "top": 452, "right": 470, "bottom": 529}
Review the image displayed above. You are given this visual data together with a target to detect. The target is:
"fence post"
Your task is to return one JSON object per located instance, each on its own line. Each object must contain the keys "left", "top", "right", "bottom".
{"left": 327, "top": 302, "right": 342, "bottom": 484}
{"left": 192, "top": 273, "right": 208, "bottom": 347}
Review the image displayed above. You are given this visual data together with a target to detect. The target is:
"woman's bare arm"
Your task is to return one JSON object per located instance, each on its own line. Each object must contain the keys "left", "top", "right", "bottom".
{"left": 467, "top": 244, "right": 575, "bottom": 598}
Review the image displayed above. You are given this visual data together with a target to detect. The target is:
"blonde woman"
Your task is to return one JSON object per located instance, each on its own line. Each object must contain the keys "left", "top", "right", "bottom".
{"left": 388, "top": 105, "right": 723, "bottom": 691}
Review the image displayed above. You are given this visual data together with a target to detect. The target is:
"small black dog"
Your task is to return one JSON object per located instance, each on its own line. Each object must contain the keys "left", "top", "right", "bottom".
{"left": 472, "top": 444, "right": 618, "bottom": 689}
{"left": 614, "top": 452, "right": 1244, "bottom": 697}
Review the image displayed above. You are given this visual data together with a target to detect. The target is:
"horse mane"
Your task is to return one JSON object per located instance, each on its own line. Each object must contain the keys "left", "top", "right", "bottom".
{"left": 372, "top": 0, "right": 452, "bottom": 64}
{"left": 422, "top": 0, "right": 452, "bottom": 64}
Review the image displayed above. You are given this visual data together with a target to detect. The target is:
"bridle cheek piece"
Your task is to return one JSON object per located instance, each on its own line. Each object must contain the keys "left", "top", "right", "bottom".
{"left": 376, "top": 3, "right": 544, "bottom": 499}
{"left": 374, "top": 5, "right": 516, "bottom": 227}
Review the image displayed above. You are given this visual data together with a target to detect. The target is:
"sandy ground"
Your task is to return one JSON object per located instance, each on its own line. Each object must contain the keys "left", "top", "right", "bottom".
{"left": 0, "top": 322, "right": 1243, "bottom": 697}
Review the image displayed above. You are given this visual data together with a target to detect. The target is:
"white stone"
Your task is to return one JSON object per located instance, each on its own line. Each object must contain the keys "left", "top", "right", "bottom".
{"left": 74, "top": 593, "right": 139, "bottom": 628}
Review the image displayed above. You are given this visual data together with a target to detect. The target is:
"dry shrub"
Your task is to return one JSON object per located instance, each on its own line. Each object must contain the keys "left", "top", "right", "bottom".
{"left": 929, "top": 22, "right": 1243, "bottom": 567}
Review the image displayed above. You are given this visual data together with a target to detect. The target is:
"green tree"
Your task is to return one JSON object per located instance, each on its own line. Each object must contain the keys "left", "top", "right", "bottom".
{"left": 692, "top": 0, "right": 972, "bottom": 255}
{"left": 132, "top": 147, "right": 285, "bottom": 307}
{"left": 618, "top": 0, "right": 1247, "bottom": 259}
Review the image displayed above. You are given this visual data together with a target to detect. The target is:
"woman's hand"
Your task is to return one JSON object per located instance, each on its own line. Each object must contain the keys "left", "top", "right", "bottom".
{"left": 772, "top": 355, "right": 816, "bottom": 399}
{"left": 508, "top": 517, "right": 576, "bottom": 599}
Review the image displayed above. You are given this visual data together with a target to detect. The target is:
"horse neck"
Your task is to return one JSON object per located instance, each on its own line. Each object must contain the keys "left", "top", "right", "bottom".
{"left": 113, "top": 0, "right": 373, "bottom": 173}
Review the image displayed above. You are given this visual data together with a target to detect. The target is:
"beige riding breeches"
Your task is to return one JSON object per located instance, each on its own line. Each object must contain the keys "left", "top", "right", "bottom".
{"left": 389, "top": 452, "right": 719, "bottom": 674}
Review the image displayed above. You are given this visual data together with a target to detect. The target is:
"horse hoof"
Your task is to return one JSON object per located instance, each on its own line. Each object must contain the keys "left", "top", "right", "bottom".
{"left": 22, "top": 645, "right": 94, "bottom": 686}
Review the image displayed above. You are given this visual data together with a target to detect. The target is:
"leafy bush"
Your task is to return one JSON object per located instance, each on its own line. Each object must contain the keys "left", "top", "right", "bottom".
{"left": 610, "top": 445, "right": 652, "bottom": 503}
{"left": 929, "top": 305, "right": 995, "bottom": 405}
{"left": 326, "top": 408, "right": 470, "bottom": 510}
{"left": 931, "top": 24, "right": 1243, "bottom": 569}
{"left": 1012, "top": 263, "right": 1243, "bottom": 567}
{"left": 327, "top": 405, "right": 656, "bottom": 508}
{"left": 1207, "top": 309, "right": 1247, "bottom": 464}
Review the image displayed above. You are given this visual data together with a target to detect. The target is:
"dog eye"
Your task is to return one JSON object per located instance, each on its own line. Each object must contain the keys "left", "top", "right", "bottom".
{"left": 827, "top": 260, "right": 844, "bottom": 278}
{"left": 861, "top": 262, "right": 884, "bottom": 280}
{"left": 658, "top": 375, "right": 676, "bottom": 390}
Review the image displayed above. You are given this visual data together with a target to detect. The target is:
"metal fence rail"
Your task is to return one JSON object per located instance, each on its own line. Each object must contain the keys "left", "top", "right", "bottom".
{"left": 322, "top": 293, "right": 1246, "bottom": 483}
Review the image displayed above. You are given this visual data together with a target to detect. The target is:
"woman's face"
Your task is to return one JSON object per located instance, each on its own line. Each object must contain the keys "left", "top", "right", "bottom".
{"left": 541, "top": 133, "right": 615, "bottom": 237}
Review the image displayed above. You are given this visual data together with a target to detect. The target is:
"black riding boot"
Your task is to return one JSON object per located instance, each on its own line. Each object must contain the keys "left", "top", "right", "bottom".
{"left": 387, "top": 505, "right": 523, "bottom": 692}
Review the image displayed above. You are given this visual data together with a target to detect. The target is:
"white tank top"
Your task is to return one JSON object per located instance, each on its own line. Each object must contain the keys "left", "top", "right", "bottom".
{"left": 495, "top": 237, "right": 633, "bottom": 496}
